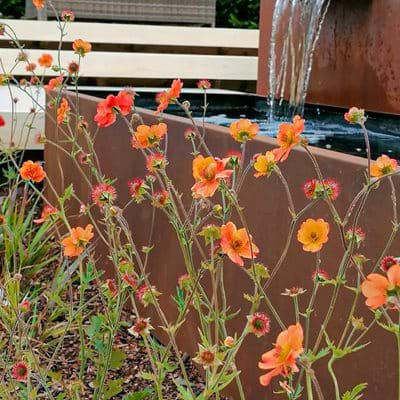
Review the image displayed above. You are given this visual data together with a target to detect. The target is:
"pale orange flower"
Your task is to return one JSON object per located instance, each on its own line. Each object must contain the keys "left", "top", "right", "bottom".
{"left": 33, "top": 204, "right": 58, "bottom": 224}
{"left": 370, "top": 155, "right": 398, "bottom": 177}
{"left": 38, "top": 53, "right": 53, "bottom": 68}
{"left": 32, "top": 0, "right": 45, "bottom": 9}
{"left": 44, "top": 75, "right": 63, "bottom": 93}
{"left": 297, "top": 218, "right": 329, "bottom": 253}
{"left": 57, "top": 98, "right": 70, "bottom": 125}
{"left": 19, "top": 160, "right": 46, "bottom": 183}
{"left": 191, "top": 155, "right": 232, "bottom": 198}
{"left": 254, "top": 151, "right": 276, "bottom": 177}
{"left": 61, "top": 224, "right": 94, "bottom": 257}
{"left": 273, "top": 115, "right": 305, "bottom": 162}
{"left": 220, "top": 221, "right": 259, "bottom": 266}
{"left": 131, "top": 123, "right": 167, "bottom": 149}
{"left": 361, "top": 264, "right": 400, "bottom": 309}
{"left": 72, "top": 39, "right": 92, "bottom": 56}
{"left": 229, "top": 119, "right": 259, "bottom": 143}
{"left": 259, "top": 323, "right": 304, "bottom": 387}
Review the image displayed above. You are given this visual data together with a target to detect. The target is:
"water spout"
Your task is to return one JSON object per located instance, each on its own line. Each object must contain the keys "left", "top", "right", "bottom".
{"left": 267, "top": 0, "right": 331, "bottom": 119}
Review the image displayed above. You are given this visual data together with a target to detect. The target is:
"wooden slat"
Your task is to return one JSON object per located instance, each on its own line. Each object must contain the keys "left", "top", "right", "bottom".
{"left": 0, "top": 19, "right": 259, "bottom": 49}
{"left": 0, "top": 49, "right": 258, "bottom": 80}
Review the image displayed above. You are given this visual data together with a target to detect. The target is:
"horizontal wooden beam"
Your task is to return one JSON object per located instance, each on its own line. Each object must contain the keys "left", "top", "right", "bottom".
{"left": 0, "top": 19, "right": 259, "bottom": 49}
{"left": 1, "top": 49, "right": 258, "bottom": 80}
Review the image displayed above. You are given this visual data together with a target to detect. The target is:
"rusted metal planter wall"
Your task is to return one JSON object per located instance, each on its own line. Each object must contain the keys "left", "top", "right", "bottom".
{"left": 45, "top": 93, "right": 399, "bottom": 398}
{"left": 257, "top": 0, "right": 400, "bottom": 114}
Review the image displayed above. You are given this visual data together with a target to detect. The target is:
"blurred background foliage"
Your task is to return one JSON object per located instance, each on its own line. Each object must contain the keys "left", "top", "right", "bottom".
{"left": 216, "top": 0, "right": 260, "bottom": 29}
{"left": 0, "top": 0, "right": 25, "bottom": 18}
{"left": 0, "top": 0, "right": 260, "bottom": 28}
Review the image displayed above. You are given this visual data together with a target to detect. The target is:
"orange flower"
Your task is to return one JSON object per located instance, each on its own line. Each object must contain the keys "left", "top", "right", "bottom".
{"left": 229, "top": 119, "right": 259, "bottom": 143}
{"left": 220, "top": 221, "right": 259, "bottom": 266}
{"left": 38, "top": 53, "right": 53, "bottom": 68}
{"left": 254, "top": 151, "right": 276, "bottom": 177}
{"left": 57, "top": 98, "right": 70, "bottom": 125}
{"left": 361, "top": 264, "right": 400, "bottom": 309}
{"left": 33, "top": 204, "right": 58, "bottom": 224}
{"left": 131, "top": 123, "right": 167, "bottom": 149}
{"left": 155, "top": 79, "right": 183, "bottom": 114}
{"left": 32, "top": 0, "right": 45, "bottom": 9}
{"left": 94, "top": 90, "right": 134, "bottom": 127}
{"left": 370, "top": 155, "right": 398, "bottom": 177}
{"left": 273, "top": 115, "right": 305, "bottom": 162}
{"left": 259, "top": 323, "right": 304, "bottom": 387}
{"left": 191, "top": 155, "right": 233, "bottom": 198}
{"left": 61, "top": 224, "right": 94, "bottom": 257}
{"left": 44, "top": 75, "right": 63, "bottom": 93}
{"left": 297, "top": 218, "right": 329, "bottom": 253}
{"left": 169, "top": 79, "right": 183, "bottom": 98}
{"left": 19, "top": 160, "right": 46, "bottom": 183}
{"left": 72, "top": 39, "right": 92, "bottom": 56}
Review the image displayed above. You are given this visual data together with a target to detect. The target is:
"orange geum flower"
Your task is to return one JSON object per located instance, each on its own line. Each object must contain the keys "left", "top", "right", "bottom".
{"left": 72, "top": 39, "right": 92, "bottom": 56}
{"left": 191, "top": 155, "right": 232, "bottom": 198}
{"left": 61, "top": 224, "right": 94, "bottom": 257}
{"left": 220, "top": 221, "right": 259, "bottom": 267}
{"left": 19, "top": 160, "right": 46, "bottom": 183}
{"left": 370, "top": 155, "right": 398, "bottom": 177}
{"left": 38, "top": 53, "right": 53, "bottom": 68}
{"left": 258, "top": 323, "right": 304, "bottom": 387}
{"left": 297, "top": 218, "right": 329, "bottom": 253}
{"left": 131, "top": 123, "right": 167, "bottom": 149}
{"left": 155, "top": 79, "right": 183, "bottom": 114}
{"left": 361, "top": 264, "right": 400, "bottom": 309}
{"left": 273, "top": 115, "right": 305, "bottom": 162}
{"left": 254, "top": 151, "right": 276, "bottom": 177}
{"left": 44, "top": 75, "right": 63, "bottom": 93}
{"left": 32, "top": 0, "right": 45, "bottom": 9}
{"left": 57, "top": 97, "right": 70, "bottom": 125}
{"left": 33, "top": 204, "right": 58, "bottom": 224}
{"left": 229, "top": 118, "right": 259, "bottom": 143}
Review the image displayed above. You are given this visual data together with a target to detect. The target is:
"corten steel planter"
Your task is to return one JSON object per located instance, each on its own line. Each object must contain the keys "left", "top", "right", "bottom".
{"left": 45, "top": 93, "right": 400, "bottom": 398}
{"left": 257, "top": 0, "right": 400, "bottom": 114}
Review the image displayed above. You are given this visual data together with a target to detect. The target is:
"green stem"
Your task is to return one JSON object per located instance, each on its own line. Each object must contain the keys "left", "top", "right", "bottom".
{"left": 306, "top": 372, "right": 314, "bottom": 400}
{"left": 327, "top": 358, "right": 340, "bottom": 400}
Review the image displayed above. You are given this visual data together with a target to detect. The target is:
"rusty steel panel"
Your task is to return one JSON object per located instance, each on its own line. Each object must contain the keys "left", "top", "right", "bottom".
{"left": 45, "top": 93, "right": 400, "bottom": 398}
{"left": 257, "top": 0, "right": 400, "bottom": 114}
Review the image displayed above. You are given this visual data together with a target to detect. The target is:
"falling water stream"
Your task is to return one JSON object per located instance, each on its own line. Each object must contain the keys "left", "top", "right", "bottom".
{"left": 268, "top": 0, "right": 331, "bottom": 119}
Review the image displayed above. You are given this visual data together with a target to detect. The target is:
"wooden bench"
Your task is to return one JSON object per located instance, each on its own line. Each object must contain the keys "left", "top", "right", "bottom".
{"left": 0, "top": 20, "right": 259, "bottom": 81}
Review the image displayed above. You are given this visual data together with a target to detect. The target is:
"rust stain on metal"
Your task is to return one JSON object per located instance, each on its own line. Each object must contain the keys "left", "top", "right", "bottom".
{"left": 257, "top": 0, "right": 400, "bottom": 114}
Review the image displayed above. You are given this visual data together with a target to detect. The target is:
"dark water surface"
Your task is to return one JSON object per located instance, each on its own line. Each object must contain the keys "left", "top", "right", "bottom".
{"left": 83, "top": 89, "right": 400, "bottom": 160}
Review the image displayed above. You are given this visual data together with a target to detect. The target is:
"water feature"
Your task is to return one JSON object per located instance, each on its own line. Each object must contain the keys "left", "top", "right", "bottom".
{"left": 267, "top": 0, "right": 331, "bottom": 119}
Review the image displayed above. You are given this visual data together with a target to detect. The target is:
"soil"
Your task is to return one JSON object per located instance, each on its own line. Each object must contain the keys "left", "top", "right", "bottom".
{"left": 0, "top": 265, "right": 229, "bottom": 399}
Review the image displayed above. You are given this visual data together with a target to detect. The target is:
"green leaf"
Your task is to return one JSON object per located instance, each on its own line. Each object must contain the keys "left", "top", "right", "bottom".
{"left": 103, "top": 378, "right": 124, "bottom": 400}
{"left": 87, "top": 315, "right": 105, "bottom": 338}
{"left": 342, "top": 383, "right": 368, "bottom": 400}
{"left": 123, "top": 389, "right": 154, "bottom": 400}
{"left": 109, "top": 348, "right": 127, "bottom": 370}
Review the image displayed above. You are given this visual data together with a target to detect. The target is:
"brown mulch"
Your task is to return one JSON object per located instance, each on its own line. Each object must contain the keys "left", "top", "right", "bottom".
{"left": 1, "top": 266, "right": 228, "bottom": 399}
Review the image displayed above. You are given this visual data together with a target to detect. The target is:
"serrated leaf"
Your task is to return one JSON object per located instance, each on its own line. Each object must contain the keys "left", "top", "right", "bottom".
{"left": 109, "top": 348, "right": 127, "bottom": 370}
{"left": 104, "top": 378, "right": 124, "bottom": 400}
{"left": 342, "top": 383, "right": 367, "bottom": 400}
{"left": 123, "top": 388, "right": 154, "bottom": 400}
